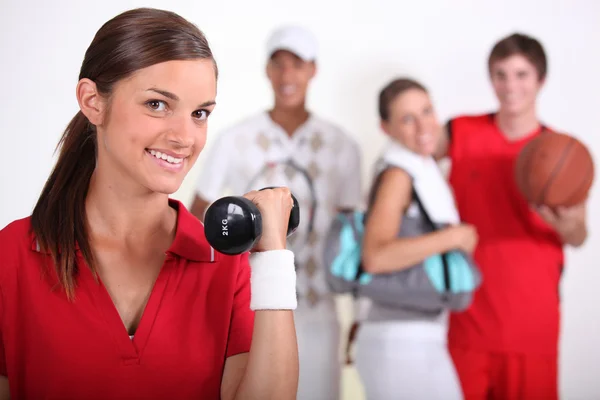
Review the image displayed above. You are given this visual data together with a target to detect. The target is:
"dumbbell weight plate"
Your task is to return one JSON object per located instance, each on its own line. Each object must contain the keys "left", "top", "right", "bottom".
{"left": 204, "top": 196, "right": 262, "bottom": 255}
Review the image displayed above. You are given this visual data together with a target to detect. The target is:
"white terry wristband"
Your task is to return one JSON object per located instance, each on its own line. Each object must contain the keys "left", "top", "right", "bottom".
{"left": 249, "top": 249, "right": 297, "bottom": 311}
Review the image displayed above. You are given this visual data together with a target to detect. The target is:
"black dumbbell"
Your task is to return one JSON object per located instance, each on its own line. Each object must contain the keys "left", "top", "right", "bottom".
{"left": 204, "top": 187, "right": 300, "bottom": 255}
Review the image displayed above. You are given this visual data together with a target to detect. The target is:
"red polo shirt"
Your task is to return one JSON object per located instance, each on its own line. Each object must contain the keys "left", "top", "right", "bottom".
{"left": 447, "top": 113, "right": 564, "bottom": 356}
{"left": 0, "top": 199, "right": 254, "bottom": 399}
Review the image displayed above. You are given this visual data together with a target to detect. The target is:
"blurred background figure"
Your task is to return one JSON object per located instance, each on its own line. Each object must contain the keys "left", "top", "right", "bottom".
{"left": 437, "top": 33, "right": 589, "bottom": 400}
{"left": 191, "top": 26, "right": 362, "bottom": 400}
{"left": 354, "top": 78, "right": 476, "bottom": 399}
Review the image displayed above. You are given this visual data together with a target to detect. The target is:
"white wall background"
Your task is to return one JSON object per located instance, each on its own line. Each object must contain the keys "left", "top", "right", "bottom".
{"left": 1, "top": 0, "right": 599, "bottom": 398}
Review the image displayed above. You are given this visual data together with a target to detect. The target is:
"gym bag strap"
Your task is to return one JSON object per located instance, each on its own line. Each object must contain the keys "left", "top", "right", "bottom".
{"left": 410, "top": 188, "right": 451, "bottom": 294}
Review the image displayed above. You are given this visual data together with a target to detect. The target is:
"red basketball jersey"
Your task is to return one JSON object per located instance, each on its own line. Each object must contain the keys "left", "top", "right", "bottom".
{"left": 447, "top": 113, "right": 564, "bottom": 356}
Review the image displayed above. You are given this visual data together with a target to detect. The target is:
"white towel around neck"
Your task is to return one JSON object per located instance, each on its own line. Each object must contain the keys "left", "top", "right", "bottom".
{"left": 378, "top": 140, "right": 460, "bottom": 225}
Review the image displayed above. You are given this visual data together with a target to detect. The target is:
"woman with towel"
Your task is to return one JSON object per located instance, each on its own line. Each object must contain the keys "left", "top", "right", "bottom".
{"left": 354, "top": 78, "right": 477, "bottom": 399}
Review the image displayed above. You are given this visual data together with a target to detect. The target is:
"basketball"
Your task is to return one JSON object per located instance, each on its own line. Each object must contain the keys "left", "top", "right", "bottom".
{"left": 515, "top": 131, "right": 595, "bottom": 208}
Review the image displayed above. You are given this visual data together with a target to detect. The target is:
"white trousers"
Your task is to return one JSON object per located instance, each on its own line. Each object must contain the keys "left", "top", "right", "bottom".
{"left": 294, "top": 300, "right": 342, "bottom": 400}
{"left": 355, "top": 320, "right": 463, "bottom": 400}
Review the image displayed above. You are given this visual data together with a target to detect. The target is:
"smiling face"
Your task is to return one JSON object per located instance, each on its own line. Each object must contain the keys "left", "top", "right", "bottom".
{"left": 381, "top": 88, "right": 440, "bottom": 156}
{"left": 490, "top": 54, "right": 544, "bottom": 117}
{"left": 94, "top": 59, "right": 217, "bottom": 195}
{"left": 266, "top": 50, "right": 316, "bottom": 110}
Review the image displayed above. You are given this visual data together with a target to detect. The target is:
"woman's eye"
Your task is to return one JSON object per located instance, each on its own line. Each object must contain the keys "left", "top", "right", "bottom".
{"left": 147, "top": 100, "right": 167, "bottom": 111}
{"left": 402, "top": 115, "right": 414, "bottom": 124}
{"left": 193, "top": 110, "right": 210, "bottom": 120}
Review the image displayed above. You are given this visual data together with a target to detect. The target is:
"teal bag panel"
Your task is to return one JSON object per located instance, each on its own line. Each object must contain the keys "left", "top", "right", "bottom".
{"left": 423, "top": 250, "right": 478, "bottom": 294}
{"left": 327, "top": 211, "right": 373, "bottom": 291}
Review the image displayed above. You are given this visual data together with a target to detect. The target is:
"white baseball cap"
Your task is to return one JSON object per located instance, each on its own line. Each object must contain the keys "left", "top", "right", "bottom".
{"left": 266, "top": 26, "right": 318, "bottom": 62}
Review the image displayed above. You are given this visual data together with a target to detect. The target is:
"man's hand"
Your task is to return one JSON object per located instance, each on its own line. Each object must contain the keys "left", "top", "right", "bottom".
{"left": 535, "top": 202, "right": 588, "bottom": 247}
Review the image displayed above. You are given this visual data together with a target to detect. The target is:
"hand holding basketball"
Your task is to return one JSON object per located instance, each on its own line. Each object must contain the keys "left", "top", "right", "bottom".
{"left": 535, "top": 202, "right": 586, "bottom": 237}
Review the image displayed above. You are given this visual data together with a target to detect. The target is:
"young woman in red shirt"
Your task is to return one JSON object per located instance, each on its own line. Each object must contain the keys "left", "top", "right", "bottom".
{"left": 0, "top": 8, "right": 299, "bottom": 399}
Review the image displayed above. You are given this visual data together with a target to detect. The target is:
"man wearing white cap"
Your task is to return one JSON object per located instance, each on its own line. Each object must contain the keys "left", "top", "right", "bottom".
{"left": 191, "top": 26, "right": 363, "bottom": 399}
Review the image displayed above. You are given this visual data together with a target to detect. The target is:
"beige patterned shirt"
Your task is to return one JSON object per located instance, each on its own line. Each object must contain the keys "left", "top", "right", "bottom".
{"left": 195, "top": 112, "right": 362, "bottom": 310}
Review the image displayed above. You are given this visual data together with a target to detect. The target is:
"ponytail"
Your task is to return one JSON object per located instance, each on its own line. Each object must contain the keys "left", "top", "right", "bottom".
{"left": 30, "top": 111, "right": 97, "bottom": 300}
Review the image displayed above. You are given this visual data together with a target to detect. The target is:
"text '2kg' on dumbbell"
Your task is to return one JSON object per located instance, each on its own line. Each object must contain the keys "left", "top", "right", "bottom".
{"left": 204, "top": 187, "right": 300, "bottom": 255}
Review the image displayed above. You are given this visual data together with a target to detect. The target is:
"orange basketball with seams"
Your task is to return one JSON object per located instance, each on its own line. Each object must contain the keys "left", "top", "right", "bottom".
{"left": 515, "top": 131, "right": 595, "bottom": 208}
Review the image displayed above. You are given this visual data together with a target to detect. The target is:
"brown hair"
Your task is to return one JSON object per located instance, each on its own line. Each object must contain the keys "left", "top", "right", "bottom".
{"left": 488, "top": 33, "right": 547, "bottom": 81}
{"left": 30, "top": 8, "right": 217, "bottom": 300}
{"left": 378, "top": 78, "right": 427, "bottom": 121}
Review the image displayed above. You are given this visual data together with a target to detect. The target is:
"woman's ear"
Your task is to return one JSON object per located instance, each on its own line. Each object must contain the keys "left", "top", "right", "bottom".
{"left": 380, "top": 120, "right": 391, "bottom": 136}
{"left": 76, "top": 78, "right": 106, "bottom": 126}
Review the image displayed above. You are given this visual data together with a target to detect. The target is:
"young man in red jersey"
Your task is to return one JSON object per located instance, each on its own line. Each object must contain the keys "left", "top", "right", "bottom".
{"left": 435, "top": 33, "right": 589, "bottom": 400}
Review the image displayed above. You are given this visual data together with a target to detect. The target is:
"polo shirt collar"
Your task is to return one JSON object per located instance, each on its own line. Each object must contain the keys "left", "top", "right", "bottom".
{"left": 166, "top": 199, "right": 216, "bottom": 262}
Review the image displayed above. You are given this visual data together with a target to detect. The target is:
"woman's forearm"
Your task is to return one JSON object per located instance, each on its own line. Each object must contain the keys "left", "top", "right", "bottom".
{"left": 234, "top": 311, "right": 298, "bottom": 399}
{"left": 362, "top": 229, "right": 457, "bottom": 274}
